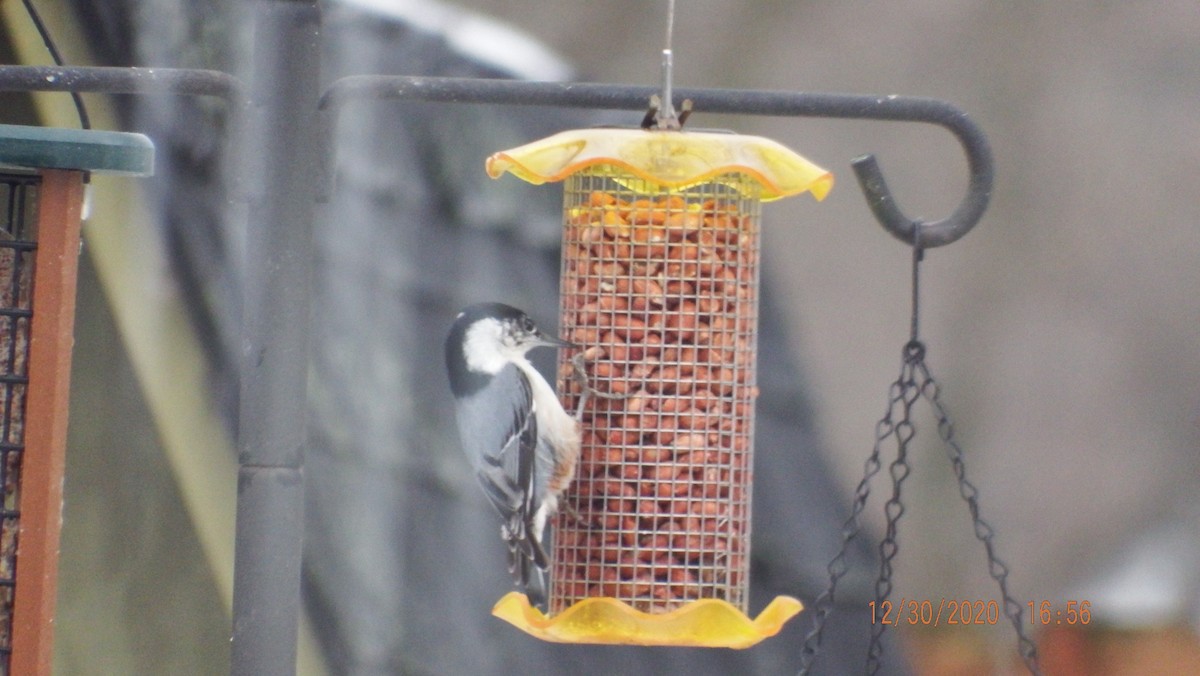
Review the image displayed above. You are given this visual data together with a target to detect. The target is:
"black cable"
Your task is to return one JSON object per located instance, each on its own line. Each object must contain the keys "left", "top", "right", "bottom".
{"left": 19, "top": 0, "right": 91, "bottom": 130}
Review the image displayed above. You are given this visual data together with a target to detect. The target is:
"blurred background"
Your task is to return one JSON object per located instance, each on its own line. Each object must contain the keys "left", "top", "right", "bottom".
{"left": 1, "top": 0, "right": 1198, "bottom": 674}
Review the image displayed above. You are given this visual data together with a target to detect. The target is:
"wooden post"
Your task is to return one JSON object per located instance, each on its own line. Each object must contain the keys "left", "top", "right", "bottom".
{"left": 10, "top": 169, "right": 84, "bottom": 676}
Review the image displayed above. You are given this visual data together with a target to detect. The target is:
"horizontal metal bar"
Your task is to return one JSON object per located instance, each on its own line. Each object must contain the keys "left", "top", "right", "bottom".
{"left": 321, "top": 75, "right": 962, "bottom": 125}
{"left": 0, "top": 66, "right": 246, "bottom": 106}
{"left": 319, "top": 76, "right": 992, "bottom": 247}
{"left": 0, "top": 66, "right": 991, "bottom": 246}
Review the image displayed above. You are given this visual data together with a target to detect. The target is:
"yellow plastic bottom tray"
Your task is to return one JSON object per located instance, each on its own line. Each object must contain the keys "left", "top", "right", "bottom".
{"left": 492, "top": 592, "right": 803, "bottom": 649}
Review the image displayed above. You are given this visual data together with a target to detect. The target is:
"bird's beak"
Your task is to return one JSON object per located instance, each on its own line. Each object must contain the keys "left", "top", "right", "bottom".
{"left": 536, "top": 332, "right": 577, "bottom": 350}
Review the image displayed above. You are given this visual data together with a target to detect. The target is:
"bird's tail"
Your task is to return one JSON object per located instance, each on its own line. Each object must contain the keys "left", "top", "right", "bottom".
{"left": 502, "top": 516, "right": 549, "bottom": 609}
{"left": 515, "top": 551, "right": 547, "bottom": 609}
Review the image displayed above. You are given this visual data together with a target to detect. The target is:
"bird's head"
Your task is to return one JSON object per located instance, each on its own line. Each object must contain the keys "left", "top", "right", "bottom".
{"left": 445, "top": 303, "right": 573, "bottom": 392}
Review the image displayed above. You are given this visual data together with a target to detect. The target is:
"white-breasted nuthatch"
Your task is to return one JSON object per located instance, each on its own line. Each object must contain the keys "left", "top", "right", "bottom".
{"left": 444, "top": 302, "right": 581, "bottom": 608}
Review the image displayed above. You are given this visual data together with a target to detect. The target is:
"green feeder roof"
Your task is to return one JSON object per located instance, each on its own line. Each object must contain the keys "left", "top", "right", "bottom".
{"left": 0, "top": 123, "right": 154, "bottom": 176}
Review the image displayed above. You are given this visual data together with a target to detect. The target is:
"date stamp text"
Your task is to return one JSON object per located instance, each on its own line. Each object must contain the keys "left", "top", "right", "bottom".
{"left": 869, "top": 599, "right": 1092, "bottom": 627}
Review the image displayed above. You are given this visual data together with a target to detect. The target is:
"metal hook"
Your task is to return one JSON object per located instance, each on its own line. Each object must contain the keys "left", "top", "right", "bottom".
{"left": 851, "top": 143, "right": 992, "bottom": 248}
{"left": 848, "top": 100, "right": 994, "bottom": 248}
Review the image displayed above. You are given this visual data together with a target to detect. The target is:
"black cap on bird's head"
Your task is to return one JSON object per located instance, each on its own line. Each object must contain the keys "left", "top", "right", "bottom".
{"left": 456, "top": 302, "right": 526, "bottom": 326}
{"left": 451, "top": 302, "right": 572, "bottom": 347}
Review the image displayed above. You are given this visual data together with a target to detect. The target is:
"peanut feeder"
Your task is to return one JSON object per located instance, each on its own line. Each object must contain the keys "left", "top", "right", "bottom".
{"left": 486, "top": 127, "right": 831, "bottom": 647}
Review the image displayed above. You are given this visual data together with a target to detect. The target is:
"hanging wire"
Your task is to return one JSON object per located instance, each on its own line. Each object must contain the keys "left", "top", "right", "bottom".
{"left": 665, "top": 0, "right": 676, "bottom": 56}
{"left": 19, "top": 0, "right": 91, "bottom": 130}
{"left": 798, "top": 224, "right": 1041, "bottom": 674}
{"left": 658, "top": 0, "right": 677, "bottom": 125}
{"left": 909, "top": 225, "right": 924, "bottom": 342}
{"left": 645, "top": 0, "right": 692, "bottom": 130}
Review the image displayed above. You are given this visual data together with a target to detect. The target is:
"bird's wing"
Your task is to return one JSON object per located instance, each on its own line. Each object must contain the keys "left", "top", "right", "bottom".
{"left": 454, "top": 364, "right": 549, "bottom": 576}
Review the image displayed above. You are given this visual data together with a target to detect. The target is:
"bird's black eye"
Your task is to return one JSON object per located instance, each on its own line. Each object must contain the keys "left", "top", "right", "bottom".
{"left": 522, "top": 316, "right": 537, "bottom": 333}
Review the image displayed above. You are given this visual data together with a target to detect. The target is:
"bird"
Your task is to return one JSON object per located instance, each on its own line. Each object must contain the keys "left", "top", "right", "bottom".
{"left": 444, "top": 302, "right": 581, "bottom": 609}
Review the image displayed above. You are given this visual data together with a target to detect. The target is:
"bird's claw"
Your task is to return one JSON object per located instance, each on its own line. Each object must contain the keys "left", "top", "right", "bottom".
{"left": 570, "top": 352, "right": 635, "bottom": 420}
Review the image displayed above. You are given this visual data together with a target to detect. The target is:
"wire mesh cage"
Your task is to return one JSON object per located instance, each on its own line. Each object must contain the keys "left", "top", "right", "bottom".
{"left": 0, "top": 172, "right": 37, "bottom": 668}
{"left": 553, "top": 171, "right": 762, "bottom": 615}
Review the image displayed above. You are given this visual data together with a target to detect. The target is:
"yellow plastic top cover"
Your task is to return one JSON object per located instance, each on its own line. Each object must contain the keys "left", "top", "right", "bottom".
{"left": 492, "top": 592, "right": 803, "bottom": 649}
{"left": 485, "top": 128, "right": 833, "bottom": 202}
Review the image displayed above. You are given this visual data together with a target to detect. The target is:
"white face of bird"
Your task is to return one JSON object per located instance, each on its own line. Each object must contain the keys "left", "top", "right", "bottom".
{"left": 461, "top": 315, "right": 540, "bottom": 375}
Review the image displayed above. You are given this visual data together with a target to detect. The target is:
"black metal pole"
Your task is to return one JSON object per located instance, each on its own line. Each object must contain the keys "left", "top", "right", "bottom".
{"left": 231, "top": 2, "right": 319, "bottom": 675}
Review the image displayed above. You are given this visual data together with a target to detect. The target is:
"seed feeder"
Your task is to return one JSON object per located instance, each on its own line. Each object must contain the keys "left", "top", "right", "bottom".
{"left": 485, "top": 98, "right": 831, "bottom": 645}
{"left": 0, "top": 124, "right": 153, "bottom": 674}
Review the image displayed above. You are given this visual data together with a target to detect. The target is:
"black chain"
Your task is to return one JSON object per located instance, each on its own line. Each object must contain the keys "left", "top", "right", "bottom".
{"left": 865, "top": 345, "right": 921, "bottom": 673}
{"left": 918, "top": 361, "right": 1042, "bottom": 673}
{"left": 797, "top": 229, "right": 1040, "bottom": 675}
{"left": 796, "top": 367, "right": 905, "bottom": 673}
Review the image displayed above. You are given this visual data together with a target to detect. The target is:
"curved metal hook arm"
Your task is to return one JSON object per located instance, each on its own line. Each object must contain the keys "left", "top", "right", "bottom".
{"left": 850, "top": 114, "right": 993, "bottom": 248}
{"left": 659, "top": 88, "right": 995, "bottom": 249}
{"left": 318, "top": 77, "right": 995, "bottom": 246}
